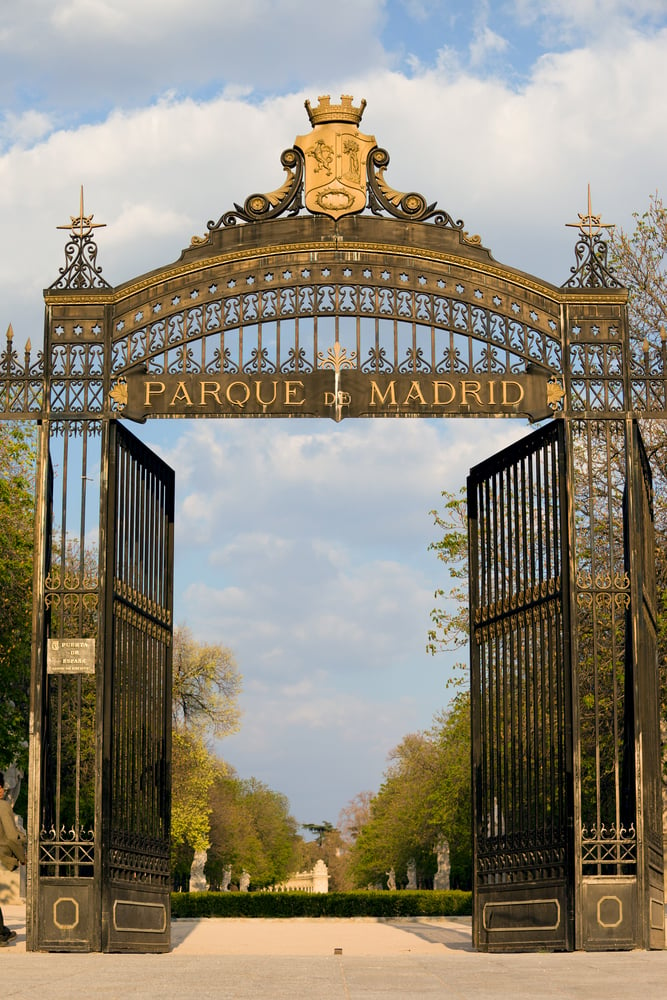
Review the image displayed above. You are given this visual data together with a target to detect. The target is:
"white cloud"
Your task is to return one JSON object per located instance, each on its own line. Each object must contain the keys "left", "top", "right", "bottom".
{"left": 470, "top": 24, "right": 509, "bottom": 67}
{"left": 0, "top": 0, "right": 388, "bottom": 116}
{"left": 0, "top": 110, "right": 54, "bottom": 148}
{"left": 217, "top": 677, "right": 421, "bottom": 821}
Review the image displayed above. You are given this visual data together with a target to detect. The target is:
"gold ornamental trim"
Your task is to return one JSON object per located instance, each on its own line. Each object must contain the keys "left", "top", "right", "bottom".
{"left": 45, "top": 240, "right": 628, "bottom": 314}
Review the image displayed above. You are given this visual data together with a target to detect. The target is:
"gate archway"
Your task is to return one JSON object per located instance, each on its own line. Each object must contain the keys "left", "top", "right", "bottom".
{"left": 1, "top": 95, "right": 665, "bottom": 952}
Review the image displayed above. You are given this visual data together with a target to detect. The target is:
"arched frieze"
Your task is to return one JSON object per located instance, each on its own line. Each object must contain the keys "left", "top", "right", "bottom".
{"left": 107, "top": 245, "right": 565, "bottom": 385}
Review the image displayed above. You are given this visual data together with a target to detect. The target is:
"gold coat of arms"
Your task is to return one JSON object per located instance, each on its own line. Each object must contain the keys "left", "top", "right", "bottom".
{"left": 295, "top": 95, "right": 376, "bottom": 220}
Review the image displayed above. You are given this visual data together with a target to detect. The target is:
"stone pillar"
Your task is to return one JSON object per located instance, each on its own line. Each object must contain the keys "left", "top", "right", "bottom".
{"left": 312, "top": 859, "right": 329, "bottom": 893}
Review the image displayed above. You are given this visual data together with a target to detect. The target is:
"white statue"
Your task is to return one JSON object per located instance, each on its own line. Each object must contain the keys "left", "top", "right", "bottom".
{"left": 239, "top": 870, "right": 251, "bottom": 892}
{"left": 406, "top": 859, "right": 417, "bottom": 890}
{"left": 433, "top": 837, "right": 451, "bottom": 890}
{"left": 386, "top": 867, "right": 396, "bottom": 891}
{"left": 189, "top": 849, "right": 208, "bottom": 892}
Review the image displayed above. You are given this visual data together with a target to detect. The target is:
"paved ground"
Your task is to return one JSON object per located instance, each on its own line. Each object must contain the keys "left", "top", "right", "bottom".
{"left": 3, "top": 905, "right": 667, "bottom": 999}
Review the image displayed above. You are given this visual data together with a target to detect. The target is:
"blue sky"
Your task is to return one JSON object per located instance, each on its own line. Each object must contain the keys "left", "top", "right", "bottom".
{"left": 2, "top": 1, "right": 667, "bottom": 834}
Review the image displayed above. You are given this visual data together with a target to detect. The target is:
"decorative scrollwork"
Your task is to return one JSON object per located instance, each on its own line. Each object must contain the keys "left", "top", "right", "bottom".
{"left": 562, "top": 188, "right": 622, "bottom": 289}
{"left": 49, "top": 188, "right": 111, "bottom": 291}
{"left": 367, "top": 147, "right": 465, "bottom": 230}
{"left": 208, "top": 148, "right": 305, "bottom": 229}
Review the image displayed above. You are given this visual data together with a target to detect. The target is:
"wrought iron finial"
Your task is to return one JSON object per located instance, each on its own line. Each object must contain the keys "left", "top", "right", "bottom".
{"left": 49, "top": 186, "right": 111, "bottom": 290}
{"left": 1, "top": 322, "right": 38, "bottom": 380}
{"left": 561, "top": 185, "right": 621, "bottom": 289}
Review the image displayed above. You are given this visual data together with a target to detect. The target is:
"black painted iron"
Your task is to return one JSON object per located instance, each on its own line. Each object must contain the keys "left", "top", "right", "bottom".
{"left": 1, "top": 102, "right": 664, "bottom": 952}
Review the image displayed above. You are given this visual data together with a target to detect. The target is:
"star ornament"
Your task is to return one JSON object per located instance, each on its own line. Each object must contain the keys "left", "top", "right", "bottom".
{"left": 566, "top": 184, "right": 614, "bottom": 241}
{"left": 57, "top": 185, "right": 106, "bottom": 238}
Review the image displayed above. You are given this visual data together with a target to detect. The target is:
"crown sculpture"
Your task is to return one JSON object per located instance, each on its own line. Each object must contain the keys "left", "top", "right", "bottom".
{"left": 304, "top": 94, "right": 367, "bottom": 127}
{"left": 205, "top": 94, "right": 469, "bottom": 232}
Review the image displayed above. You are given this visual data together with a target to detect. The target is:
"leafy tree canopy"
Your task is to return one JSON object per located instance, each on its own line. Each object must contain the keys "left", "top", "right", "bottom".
{"left": 0, "top": 421, "right": 36, "bottom": 774}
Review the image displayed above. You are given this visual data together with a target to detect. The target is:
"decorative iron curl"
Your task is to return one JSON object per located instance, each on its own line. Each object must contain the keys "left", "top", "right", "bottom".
{"left": 366, "top": 148, "right": 465, "bottom": 230}
{"left": 208, "top": 147, "right": 305, "bottom": 229}
{"left": 49, "top": 232, "right": 111, "bottom": 291}
{"left": 561, "top": 233, "right": 622, "bottom": 290}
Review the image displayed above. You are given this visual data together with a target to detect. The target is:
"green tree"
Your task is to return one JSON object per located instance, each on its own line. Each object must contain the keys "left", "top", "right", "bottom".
{"left": 206, "top": 770, "right": 300, "bottom": 889}
{"left": 170, "top": 625, "right": 242, "bottom": 870}
{"left": 301, "top": 820, "right": 334, "bottom": 846}
{"left": 0, "top": 421, "right": 36, "bottom": 775}
{"left": 349, "top": 694, "right": 471, "bottom": 889}
{"left": 172, "top": 625, "right": 242, "bottom": 737}
{"left": 610, "top": 193, "right": 667, "bottom": 807}
{"left": 427, "top": 488, "right": 469, "bottom": 686}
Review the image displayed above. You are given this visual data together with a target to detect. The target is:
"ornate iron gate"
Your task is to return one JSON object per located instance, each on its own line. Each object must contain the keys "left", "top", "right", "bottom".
{"left": 101, "top": 422, "right": 174, "bottom": 952}
{"left": 469, "top": 421, "right": 574, "bottom": 951}
{"left": 1, "top": 94, "right": 664, "bottom": 952}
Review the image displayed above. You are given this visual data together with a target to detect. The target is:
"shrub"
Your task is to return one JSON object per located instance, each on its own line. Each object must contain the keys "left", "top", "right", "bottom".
{"left": 170, "top": 889, "right": 471, "bottom": 919}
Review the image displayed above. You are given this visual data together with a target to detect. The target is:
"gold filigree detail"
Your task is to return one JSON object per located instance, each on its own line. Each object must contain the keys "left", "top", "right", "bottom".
{"left": 110, "top": 378, "right": 128, "bottom": 410}
{"left": 56, "top": 185, "right": 106, "bottom": 240}
{"left": 190, "top": 234, "right": 211, "bottom": 247}
{"left": 318, "top": 341, "right": 357, "bottom": 374}
{"left": 462, "top": 231, "right": 481, "bottom": 246}
{"left": 547, "top": 377, "right": 565, "bottom": 410}
{"left": 566, "top": 184, "right": 615, "bottom": 241}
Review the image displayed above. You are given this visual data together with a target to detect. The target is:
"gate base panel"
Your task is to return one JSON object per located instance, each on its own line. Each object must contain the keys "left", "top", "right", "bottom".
{"left": 580, "top": 877, "right": 637, "bottom": 950}
{"left": 36, "top": 878, "right": 96, "bottom": 952}
{"left": 102, "top": 882, "right": 170, "bottom": 953}
{"left": 475, "top": 882, "right": 571, "bottom": 953}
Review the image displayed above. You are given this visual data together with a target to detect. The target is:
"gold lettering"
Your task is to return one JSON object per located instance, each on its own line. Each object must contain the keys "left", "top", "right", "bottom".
{"left": 433, "top": 381, "right": 456, "bottom": 405}
{"left": 144, "top": 381, "right": 166, "bottom": 406}
{"left": 369, "top": 381, "right": 397, "bottom": 406}
{"left": 200, "top": 381, "right": 222, "bottom": 406}
{"left": 402, "top": 381, "right": 427, "bottom": 406}
{"left": 502, "top": 381, "right": 525, "bottom": 405}
{"left": 284, "top": 380, "right": 305, "bottom": 405}
{"left": 461, "top": 381, "right": 483, "bottom": 406}
{"left": 170, "top": 381, "right": 193, "bottom": 406}
{"left": 255, "top": 380, "right": 279, "bottom": 407}
{"left": 488, "top": 380, "right": 496, "bottom": 405}
{"left": 324, "top": 391, "right": 336, "bottom": 406}
{"left": 226, "top": 381, "right": 251, "bottom": 408}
